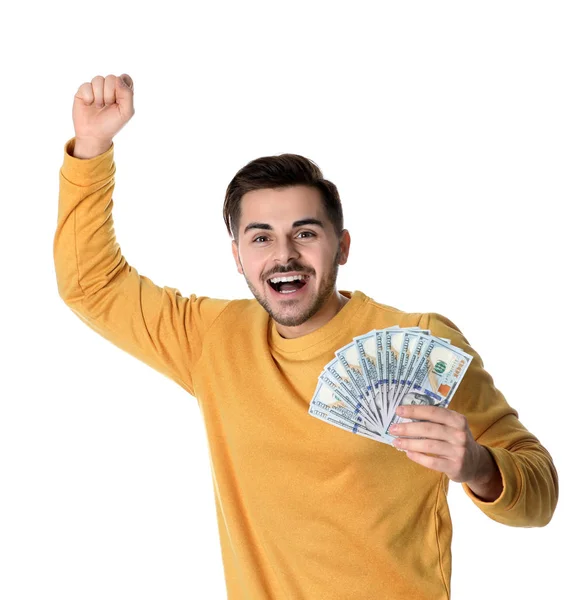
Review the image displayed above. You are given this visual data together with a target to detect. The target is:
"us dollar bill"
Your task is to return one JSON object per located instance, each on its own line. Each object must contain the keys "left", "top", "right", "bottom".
{"left": 318, "top": 370, "right": 382, "bottom": 433}
{"left": 335, "top": 341, "right": 383, "bottom": 426}
{"left": 353, "top": 331, "right": 384, "bottom": 429}
{"left": 388, "top": 337, "right": 473, "bottom": 428}
{"left": 308, "top": 380, "right": 387, "bottom": 441}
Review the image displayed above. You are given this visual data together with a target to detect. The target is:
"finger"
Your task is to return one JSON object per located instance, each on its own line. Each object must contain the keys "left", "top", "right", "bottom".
{"left": 389, "top": 420, "right": 456, "bottom": 441}
{"left": 396, "top": 404, "right": 462, "bottom": 427}
{"left": 394, "top": 436, "right": 456, "bottom": 458}
{"left": 103, "top": 74, "right": 117, "bottom": 106}
{"left": 91, "top": 75, "right": 105, "bottom": 108}
{"left": 404, "top": 450, "right": 451, "bottom": 473}
{"left": 76, "top": 82, "right": 94, "bottom": 105}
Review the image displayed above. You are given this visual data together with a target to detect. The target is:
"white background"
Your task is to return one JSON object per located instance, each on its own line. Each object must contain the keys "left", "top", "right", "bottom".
{"left": 1, "top": 1, "right": 578, "bottom": 598}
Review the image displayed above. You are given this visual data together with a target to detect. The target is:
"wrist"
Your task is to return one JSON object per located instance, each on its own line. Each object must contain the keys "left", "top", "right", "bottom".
{"left": 466, "top": 445, "right": 503, "bottom": 502}
{"left": 72, "top": 137, "right": 112, "bottom": 159}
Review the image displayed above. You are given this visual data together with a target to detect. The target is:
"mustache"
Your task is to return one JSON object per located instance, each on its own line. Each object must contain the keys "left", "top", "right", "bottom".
{"left": 264, "top": 265, "right": 312, "bottom": 279}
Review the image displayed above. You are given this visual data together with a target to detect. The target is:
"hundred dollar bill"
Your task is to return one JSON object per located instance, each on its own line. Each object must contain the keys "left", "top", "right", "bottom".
{"left": 318, "top": 371, "right": 383, "bottom": 434}
{"left": 386, "top": 330, "right": 407, "bottom": 409}
{"left": 384, "top": 334, "right": 433, "bottom": 426}
{"left": 353, "top": 331, "right": 384, "bottom": 429}
{"left": 393, "top": 331, "right": 413, "bottom": 408}
{"left": 392, "top": 333, "right": 430, "bottom": 407}
{"left": 383, "top": 329, "right": 395, "bottom": 419}
{"left": 373, "top": 329, "right": 388, "bottom": 429}
{"left": 312, "top": 378, "right": 384, "bottom": 435}
{"left": 308, "top": 380, "right": 386, "bottom": 442}
{"left": 388, "top": 337, "right": 473, "bottom": 428}
{"left": 395, "top": 337, "right": 433, "bottom": 400}
{"left": 335, "top": 341, "right": 383, "bottom": 425}
{"left": 389, "top": 328, "right": 433, "bottom": 405}
{"left": 374, "top": 326, "right": 403, "bottom": 428}
{"left": 382, "top": 327, "right": 430, "bottom": 427}
{"left": 322, "top": 357, "right": 382, "bottom": 428}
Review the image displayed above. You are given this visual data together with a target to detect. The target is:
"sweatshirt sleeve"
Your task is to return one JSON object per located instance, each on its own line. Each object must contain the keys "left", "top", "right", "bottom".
{"left": 53, "top": 137, "right": 230, "bottom": 397}
{"left": 417, "top": 312, "right": 558, "bottom": 528}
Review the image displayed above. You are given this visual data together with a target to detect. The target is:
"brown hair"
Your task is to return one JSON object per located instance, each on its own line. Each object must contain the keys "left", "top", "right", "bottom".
{"left": 223, "top": 153, "right": 344, "bottom": 243}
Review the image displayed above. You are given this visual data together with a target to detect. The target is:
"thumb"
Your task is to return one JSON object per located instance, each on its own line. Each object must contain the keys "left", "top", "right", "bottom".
{"left": 116, "top": 74, "right": 134, "bottom": 113}
{"left": 118, "top": 74, "right": 133, "bottom": 90}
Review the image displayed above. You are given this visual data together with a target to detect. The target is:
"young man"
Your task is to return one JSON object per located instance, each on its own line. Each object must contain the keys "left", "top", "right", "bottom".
{"left": 54, "top": 74, "right": 558, "bottom": 599}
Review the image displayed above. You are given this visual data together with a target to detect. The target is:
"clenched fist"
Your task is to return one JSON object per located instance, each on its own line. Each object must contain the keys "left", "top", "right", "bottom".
{"left": 72, "top": 73, "right": 135, "bottom": 147}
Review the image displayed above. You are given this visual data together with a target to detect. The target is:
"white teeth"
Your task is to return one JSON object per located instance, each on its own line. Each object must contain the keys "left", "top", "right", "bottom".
{"left": 269, "top": 274, "right": 307, "bottom": 284}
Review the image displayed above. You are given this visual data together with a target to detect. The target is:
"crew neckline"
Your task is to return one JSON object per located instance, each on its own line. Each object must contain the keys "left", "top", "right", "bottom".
{"left": 269, "top": 289, "right": 368, "bottom": 353}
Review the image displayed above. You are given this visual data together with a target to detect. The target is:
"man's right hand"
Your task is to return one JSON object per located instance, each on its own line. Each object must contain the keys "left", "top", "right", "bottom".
{"left": 72, "top": 73, "right": 135, "bottom": 158}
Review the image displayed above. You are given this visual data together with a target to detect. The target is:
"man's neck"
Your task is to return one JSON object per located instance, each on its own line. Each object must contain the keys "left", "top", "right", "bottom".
{"left": 274, "top": 291, "right": 350, "bottom": 340}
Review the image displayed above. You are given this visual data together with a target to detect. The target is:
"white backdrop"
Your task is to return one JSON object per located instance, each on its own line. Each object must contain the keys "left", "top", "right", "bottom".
{"left": 1, "top": 1, "right": 578, "bottom": 598}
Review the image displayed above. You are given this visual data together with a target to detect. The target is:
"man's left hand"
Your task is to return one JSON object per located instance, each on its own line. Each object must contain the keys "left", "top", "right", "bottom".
{"left": 388, "top": 405, "right": 503, "bottom": 500}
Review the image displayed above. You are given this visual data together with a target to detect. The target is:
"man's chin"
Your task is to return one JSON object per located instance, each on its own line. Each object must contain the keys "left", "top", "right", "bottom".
{"left": 269, "top": 306, "right": 315, "bottom": 327}
{"left": 266, "top": 288, "right": 314, "bottom": 325}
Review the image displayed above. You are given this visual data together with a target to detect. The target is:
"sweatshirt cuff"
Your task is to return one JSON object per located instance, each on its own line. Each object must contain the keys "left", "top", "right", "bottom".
{"left": 61, "top": 137, "right": 115, "bottom": 186}
{"left": 462, "top": 445, "right": 522, "bottom": 514}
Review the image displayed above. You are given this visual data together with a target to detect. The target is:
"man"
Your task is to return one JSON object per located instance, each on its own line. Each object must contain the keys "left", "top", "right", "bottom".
{"left": 54, "top": 73, "right": 558, "bottom": 600}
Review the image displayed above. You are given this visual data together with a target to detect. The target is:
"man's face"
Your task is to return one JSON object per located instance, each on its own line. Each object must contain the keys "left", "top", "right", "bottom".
{"left": 231, "top": 185, "right": 350, "bottom": 327}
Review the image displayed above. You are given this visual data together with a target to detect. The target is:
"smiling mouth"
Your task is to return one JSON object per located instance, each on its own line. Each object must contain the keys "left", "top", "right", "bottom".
{"left": 267, "top": 275, "right": 309, "bottom": 294}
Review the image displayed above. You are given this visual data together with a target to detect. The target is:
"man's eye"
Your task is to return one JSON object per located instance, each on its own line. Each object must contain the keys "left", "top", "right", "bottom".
{"left": 252, "top": 232, "right": 315, "bottom": 243}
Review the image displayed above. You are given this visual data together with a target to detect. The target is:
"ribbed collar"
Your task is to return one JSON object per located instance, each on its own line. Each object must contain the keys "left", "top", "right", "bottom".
{"left": 268, "top": 289, "right": 368, "bottom": 354}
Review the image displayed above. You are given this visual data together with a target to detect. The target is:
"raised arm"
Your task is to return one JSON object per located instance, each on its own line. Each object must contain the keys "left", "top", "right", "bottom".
{"left": 53, "top": 74, "right": 229, "bottom": 396}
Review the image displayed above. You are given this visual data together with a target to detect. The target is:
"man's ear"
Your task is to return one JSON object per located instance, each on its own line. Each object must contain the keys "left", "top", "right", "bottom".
{"left": 231, "top": 239, "right": 244, "bottom": 275}
{"left": 338, "top": 229, "right": 351, "bottom": 265}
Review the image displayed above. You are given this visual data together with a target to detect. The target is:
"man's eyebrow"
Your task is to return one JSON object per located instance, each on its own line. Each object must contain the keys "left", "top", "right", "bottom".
{"left": 243, "top": 218, "right": 325, "bottom": 235}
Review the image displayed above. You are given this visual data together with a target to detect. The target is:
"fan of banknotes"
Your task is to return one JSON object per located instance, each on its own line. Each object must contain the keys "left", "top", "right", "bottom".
{"left": 308, "top": 326, "right": 473, "bottom": 445}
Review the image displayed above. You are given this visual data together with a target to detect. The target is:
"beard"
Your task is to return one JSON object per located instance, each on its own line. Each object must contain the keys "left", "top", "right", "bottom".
{"left": 242, "top": 246, "right": 342, "bottom": 327}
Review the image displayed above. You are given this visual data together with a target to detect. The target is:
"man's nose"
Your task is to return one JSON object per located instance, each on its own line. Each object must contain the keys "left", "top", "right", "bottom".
{"left": 273, "top": 236, "right": 300, "bottom": 263}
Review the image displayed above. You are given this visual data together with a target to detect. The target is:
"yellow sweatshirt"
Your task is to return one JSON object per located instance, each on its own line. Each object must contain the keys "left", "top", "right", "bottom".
{"left": 54, "top": 137, "right": 558, "bottom": 600}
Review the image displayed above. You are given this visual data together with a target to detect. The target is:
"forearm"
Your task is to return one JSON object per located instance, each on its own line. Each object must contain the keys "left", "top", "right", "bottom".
{"left": 462, "top": 437, "right": 559, "bottom": 527}
{"left": 55, "top": 137, "right": 118, "bottom": 303}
